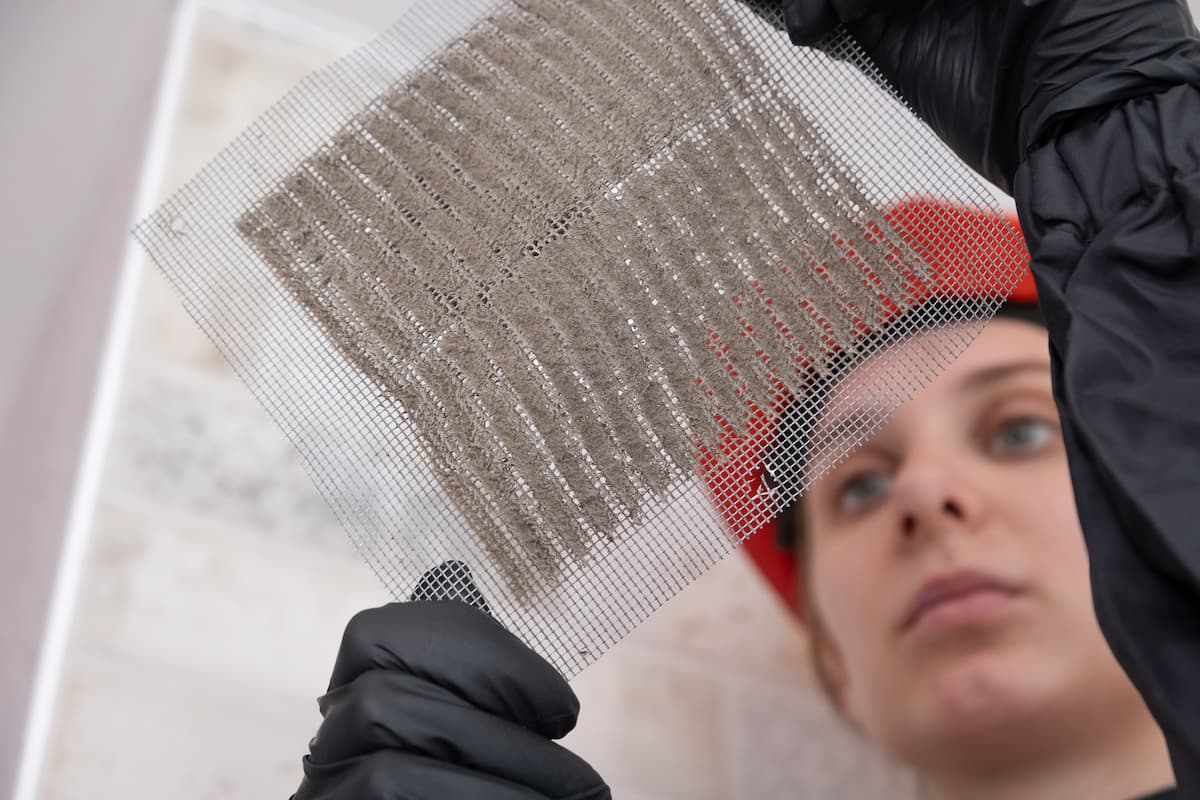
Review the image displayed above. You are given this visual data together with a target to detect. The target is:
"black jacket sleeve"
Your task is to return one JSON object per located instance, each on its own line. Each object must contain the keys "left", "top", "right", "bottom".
{"left": 1014, "top": 79, "right": 1200, "bottom": 793}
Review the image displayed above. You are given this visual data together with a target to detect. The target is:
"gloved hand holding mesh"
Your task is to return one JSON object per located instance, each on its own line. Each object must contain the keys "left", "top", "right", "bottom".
{"left": 780, "top": 0, "right": 1200, "bottom": 192}
{"left": 292, "top": 567, "right": 610, "bottom": 800}
{"left": 781, "top": 0, "right": 1200, "bottom": 791}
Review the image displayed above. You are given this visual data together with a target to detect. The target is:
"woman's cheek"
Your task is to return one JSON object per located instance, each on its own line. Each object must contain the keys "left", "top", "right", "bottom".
{"left": 808, "top": 540, "right": 898, "bottom": 734}
{"left": 811, "top": 538, "right": 881, "bottom": 664}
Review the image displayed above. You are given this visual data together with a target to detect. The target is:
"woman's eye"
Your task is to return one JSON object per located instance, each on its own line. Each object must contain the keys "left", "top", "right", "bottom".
{"left": 836, "top": 470, "right": 892, "bottom": 515}
{"left": 988, "top": 416, "right": 1056, "bottom": 456}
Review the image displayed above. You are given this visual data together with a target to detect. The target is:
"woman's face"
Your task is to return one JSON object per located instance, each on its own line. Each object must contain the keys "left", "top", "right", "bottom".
{"left": 802, "top": 318, "right": 1145, "bottom": 772}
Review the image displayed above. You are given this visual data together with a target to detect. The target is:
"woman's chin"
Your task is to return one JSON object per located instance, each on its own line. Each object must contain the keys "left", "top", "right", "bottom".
{"left": 892, "top": 648, "right": 1066, "bottom": 765}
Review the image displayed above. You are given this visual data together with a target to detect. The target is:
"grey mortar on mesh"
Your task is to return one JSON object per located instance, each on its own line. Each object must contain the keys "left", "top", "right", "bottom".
{"left": 235, "top": 0, "right": 931, "bottom": 594}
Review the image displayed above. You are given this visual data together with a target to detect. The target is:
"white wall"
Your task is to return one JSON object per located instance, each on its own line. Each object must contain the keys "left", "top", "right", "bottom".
{"left": 0, "top": 2, "right": 177, "bottom": 796}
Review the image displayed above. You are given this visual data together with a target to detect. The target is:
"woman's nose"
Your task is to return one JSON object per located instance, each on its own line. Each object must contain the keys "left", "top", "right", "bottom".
{"left": 892, "top": 459, "right": 982, "bottom": 545}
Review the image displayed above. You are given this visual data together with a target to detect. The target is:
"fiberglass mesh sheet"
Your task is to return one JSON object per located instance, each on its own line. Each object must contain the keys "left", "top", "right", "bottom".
{"left": 134, "top": 0, "right": 1027, "bottom": 676}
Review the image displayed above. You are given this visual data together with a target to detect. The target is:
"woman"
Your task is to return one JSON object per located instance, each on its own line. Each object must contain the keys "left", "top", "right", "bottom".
{"left": 744, "top": 221, "right": 1178, "bottom": 797}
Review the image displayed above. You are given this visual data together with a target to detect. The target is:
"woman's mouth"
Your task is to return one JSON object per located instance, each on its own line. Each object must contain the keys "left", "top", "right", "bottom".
{"left": 900, "top": 569, "right": 1023, "bottom": 635}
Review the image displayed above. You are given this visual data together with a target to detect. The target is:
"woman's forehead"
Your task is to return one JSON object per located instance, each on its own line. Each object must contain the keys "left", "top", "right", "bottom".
{"left": 815, "top": 319, "right": 1051, "bottom": 440}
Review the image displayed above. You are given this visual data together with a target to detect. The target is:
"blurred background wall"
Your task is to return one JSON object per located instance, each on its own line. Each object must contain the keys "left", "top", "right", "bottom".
{"left": 0, "top": 4, "right": 399, "bottom": 793}
{"left": 0, "top": 2, "right": 175, "bottom": 793}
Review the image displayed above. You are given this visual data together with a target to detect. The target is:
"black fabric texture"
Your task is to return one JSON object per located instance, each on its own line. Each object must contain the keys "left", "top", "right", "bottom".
{"left": 774, "top": 0, "right": 1200, "bottom": 191}
{"left": 1134, "top": 787, "right": 1177, "bottom": 800}
{"left": 296, "top": 752, "right": 555, "bottom": 800}
{"left": 1014, "top": 82, "right": 1200, "bottom": 796}
{"left": 291, "top": 567, "right": 611, "bottom": 800}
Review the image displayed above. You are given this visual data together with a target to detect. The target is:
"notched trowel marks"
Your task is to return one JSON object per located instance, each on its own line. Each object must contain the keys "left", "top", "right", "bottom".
{"left": 235, "top": 0, "right": 930, "bottom": 594}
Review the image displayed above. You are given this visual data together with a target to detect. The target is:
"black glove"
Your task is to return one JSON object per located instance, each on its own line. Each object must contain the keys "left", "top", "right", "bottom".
{"left": 292, "top": 565, "right": 611, "bottom": 800}
{"left": 776, "top": 0, "right": 1200, "bottom": 193}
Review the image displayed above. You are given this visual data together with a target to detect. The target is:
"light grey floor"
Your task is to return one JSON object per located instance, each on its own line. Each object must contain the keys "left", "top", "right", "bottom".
{"left": 39, "top": 11, "right": 912, "bottom": 799}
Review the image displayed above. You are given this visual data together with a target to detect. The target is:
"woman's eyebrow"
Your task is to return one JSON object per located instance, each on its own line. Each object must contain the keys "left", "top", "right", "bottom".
{"left": 808, "top": 407, "right": 887, "bottom": 456}
{"left": 957, "top": 360, "right": 1051, "bottom": 391}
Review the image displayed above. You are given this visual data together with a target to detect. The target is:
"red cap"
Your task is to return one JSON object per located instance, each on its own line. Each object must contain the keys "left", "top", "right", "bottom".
{"left": 736, "top": 199, "right": 1036, "bottom": 619}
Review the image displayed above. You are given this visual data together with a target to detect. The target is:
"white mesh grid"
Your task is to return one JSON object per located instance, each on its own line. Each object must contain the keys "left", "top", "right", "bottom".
{"left": 133, "top": 0, "right": 1028, "bottom": 677}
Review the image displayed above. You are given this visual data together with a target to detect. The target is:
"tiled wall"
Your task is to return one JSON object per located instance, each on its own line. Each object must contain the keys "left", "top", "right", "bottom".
{"left": 39, "top": 12, "right": 915, "bottom": 798}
